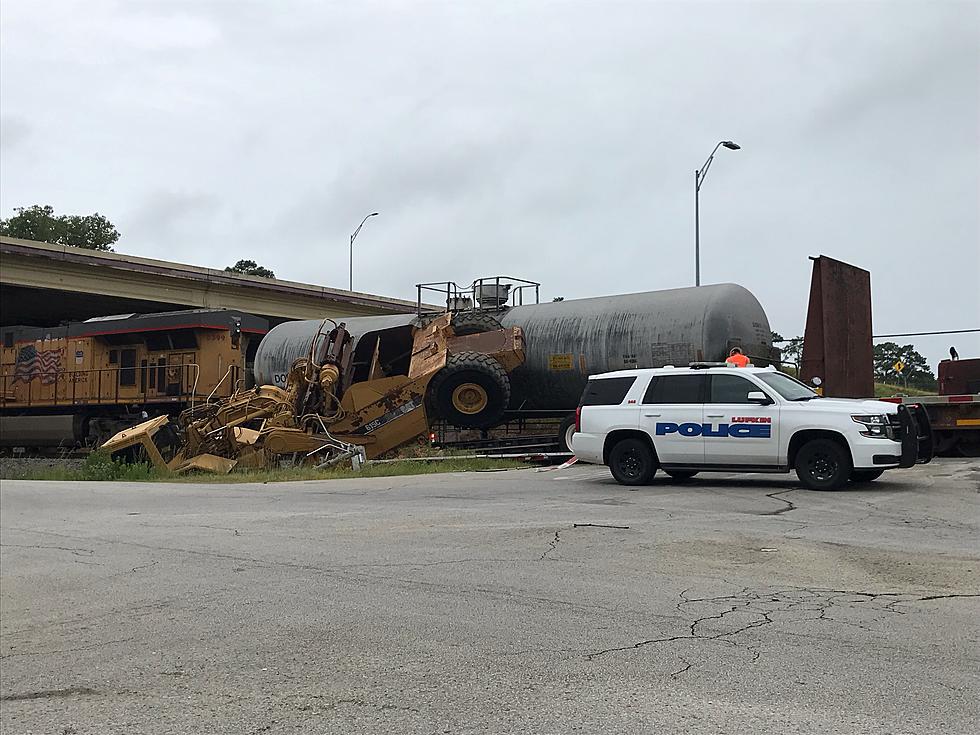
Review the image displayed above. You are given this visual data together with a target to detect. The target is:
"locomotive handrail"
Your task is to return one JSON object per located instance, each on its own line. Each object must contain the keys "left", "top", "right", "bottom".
{"left": 188, "top": 363, "right": 201, "bottom": 410}
{"left": 206, "top": 365, "right": 235, "bottom": 405}
{"left": 0, "top": 363, "right": 206, "bottom": 409}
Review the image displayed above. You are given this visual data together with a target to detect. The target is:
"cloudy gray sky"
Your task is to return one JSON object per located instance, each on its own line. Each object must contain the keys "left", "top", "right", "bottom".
{"left": 2, "top": 0, "right": 978, "bottom": 368}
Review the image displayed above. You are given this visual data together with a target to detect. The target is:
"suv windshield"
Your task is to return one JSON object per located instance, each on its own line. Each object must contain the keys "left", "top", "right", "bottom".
{"left": 756, "top": 371, "right": 820, "bottom": 401}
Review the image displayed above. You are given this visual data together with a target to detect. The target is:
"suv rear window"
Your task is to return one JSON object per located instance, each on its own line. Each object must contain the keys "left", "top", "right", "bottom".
{"left": 579, "top": 377, "right": 637, "bottom": 406}
{"left": 643, "top": 375, "right": 704, "bottom": 404}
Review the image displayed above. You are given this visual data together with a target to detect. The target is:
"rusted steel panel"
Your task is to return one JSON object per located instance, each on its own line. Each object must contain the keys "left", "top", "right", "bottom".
{"left": 801, "top": 256, "right": 874, "bottom": 398}
{"left": 938, "top": 358, "right": 980, "bottom": 395}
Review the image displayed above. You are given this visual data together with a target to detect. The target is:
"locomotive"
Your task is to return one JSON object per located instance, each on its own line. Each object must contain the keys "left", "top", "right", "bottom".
{"left": 0, "top": 309, "right": 267, "bottom": 448}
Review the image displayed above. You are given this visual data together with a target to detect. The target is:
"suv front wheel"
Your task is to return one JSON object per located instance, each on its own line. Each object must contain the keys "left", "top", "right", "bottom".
{"left": 795, "top": 438, "right": 852, "bottom": 491}
{"left": 609, "top": 438, "right": 657, "bottom": 486}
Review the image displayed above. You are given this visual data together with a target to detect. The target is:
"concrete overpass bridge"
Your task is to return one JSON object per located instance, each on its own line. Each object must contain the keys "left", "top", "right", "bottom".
{"left": 0, "top": 236, "right": 420, "bottom": 328}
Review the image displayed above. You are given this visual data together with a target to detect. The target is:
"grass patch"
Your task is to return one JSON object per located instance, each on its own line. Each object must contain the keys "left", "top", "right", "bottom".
{"left": 874, "top": 382, "right": 934, "bottom": 398}
{"left": 1, "top": 452, "right": 528, "bottom": 483}
{"left": 173, "top": 457, "right": 528, "bottom": 483}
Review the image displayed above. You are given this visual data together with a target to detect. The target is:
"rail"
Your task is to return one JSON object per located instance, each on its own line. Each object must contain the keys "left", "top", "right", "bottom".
{"left": 0, "top": 363, "right": 203, "bottom": 409}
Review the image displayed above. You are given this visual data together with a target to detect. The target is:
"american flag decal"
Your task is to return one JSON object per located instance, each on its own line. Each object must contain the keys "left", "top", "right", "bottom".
{"left": 14, "top": 345, "right": 63, "bottom": 384}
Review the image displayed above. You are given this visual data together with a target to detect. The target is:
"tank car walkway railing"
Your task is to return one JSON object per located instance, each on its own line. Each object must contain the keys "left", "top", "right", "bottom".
{"left": 416, "top": 276, "right": 540, "bottom": 316}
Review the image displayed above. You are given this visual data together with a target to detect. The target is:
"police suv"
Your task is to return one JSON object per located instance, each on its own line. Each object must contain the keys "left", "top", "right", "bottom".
{"left": 571, "top": 364, "right": 932, "bottom": 490}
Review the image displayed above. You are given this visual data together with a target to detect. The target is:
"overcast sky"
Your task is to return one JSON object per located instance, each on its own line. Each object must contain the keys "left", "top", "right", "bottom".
{"left": 2, "top": 0, "right": 978, "bottom": 369}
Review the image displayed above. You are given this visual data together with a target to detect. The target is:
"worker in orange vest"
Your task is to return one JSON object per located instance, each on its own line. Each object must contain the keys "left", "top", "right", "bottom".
{"left": 726, "top": 347, "right": 750, "bottom": 367}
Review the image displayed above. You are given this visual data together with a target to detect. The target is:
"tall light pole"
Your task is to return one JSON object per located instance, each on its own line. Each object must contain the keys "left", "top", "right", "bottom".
{"left": 695, "top": 140, "right": 740, "bottom": 287}
{"left": 349, "top": 212, "right": 379, "bottom": 291}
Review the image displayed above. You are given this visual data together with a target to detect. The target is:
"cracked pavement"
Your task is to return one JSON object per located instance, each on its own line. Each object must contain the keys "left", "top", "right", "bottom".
{"left": 1, "top": 459, "right": 978, "bottom": 733}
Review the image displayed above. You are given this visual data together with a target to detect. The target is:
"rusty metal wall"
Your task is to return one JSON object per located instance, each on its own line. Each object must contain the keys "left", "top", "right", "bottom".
{"left": 255, "top": 283, "right": 772, "bottom": 413}
{"left": 800, "top": 256, "right": 874, "bottom": 398}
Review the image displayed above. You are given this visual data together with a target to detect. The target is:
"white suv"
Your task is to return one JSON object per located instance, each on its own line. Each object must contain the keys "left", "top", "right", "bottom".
{"left": 571, "top": 364, "right": 932, "bottom": 490}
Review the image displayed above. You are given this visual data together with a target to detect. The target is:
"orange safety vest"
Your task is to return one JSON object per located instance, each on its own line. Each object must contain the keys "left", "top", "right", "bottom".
{"left": 726, "top": 353, "right": 750, "bottom": 367}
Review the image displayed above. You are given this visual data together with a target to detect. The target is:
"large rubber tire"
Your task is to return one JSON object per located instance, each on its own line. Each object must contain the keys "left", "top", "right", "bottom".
{"left": 608, "top": 438, "right": 657, "bottom": 486}
{"left": 957, "top": 439, "right": 980, "bottom": 458}
{"left": 558, "top": 415, "right": 577, "bottom": 453}
{"left": 850, "top": 469, "right": 884, "bottom": 483}
{"left": 664, "top": 470, "right": 699, "bottom": 481}
{"left": 451, "top": 312, "right": 502, "bottom": 336}
{"left": 795, "top": 438, "right": 852, "bottom": 491}
{"left": 428, "top": 352, "right": 510, "bottom": 428}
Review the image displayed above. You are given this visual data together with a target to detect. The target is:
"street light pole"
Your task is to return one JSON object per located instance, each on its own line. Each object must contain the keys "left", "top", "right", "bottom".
{"left": 349, "top": 212, "right": 379, "bottom": 292}
{"left": 695, "top": 140, "right": 740, "bottom": 287}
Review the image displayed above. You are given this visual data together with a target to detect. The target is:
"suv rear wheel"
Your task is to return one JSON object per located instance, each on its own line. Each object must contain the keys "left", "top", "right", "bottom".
{"left": 609, "top": 438, "right": 657, "bottom": 486}
{"left": 558, "top": 415, "right": 576, "bottom": 453}
{"left": 795, "top": 438, "right": 851, "bottom": 490}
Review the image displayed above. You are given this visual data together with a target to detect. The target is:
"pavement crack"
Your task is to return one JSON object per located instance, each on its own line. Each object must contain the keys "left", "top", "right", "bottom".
{"left": 586, "top": 585, "right": 928, "bottom": 661}
{"left": 538, "top": 530, "right": 561, "bottom": 560}
{"left": 669, "top": 657, "right": 693, "bottom": 678}
{"left": 761, "top": 489, "right": 797, "bottom": 515}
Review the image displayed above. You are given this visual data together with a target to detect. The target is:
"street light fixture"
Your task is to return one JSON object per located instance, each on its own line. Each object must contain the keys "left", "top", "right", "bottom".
{"left": 695, "top": 140, "right": 740, "bottom": 287}
{"left": 349, "top": 211, "right": 379, "bottom": 291}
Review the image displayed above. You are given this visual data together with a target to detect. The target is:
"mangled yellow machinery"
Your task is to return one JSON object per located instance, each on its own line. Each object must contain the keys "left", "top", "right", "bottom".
{"left": 101, "top": 314, "right": 524, "bottom": 473}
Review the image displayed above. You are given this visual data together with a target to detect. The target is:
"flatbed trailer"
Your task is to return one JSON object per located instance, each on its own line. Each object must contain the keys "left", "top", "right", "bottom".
{"left": 429, "top": 414, "right": 574, "bottom": 455}
{"left": 880, "top": 393, "right": 979, "bottom": 456}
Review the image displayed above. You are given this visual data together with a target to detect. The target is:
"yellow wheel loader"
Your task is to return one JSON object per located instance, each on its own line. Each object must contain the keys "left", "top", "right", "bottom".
{"left": 100, "top": 314, "right": 524, "bottom": 473}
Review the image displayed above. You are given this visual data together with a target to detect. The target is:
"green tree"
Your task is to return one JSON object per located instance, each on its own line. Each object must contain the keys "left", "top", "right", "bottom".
{"left": 225, "top": 259, "right": 276, "bottom": 278}
{"left": 873, "top": 342, "right": 936, "bottom": 390}
{"left": 772, "top": 332, "right": 803, "bottom": 367}
{"left": 0, "top": 204, "right": 120, "bottom": 251}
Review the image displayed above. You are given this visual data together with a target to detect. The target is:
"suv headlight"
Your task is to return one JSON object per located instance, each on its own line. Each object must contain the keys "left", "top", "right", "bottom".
{"left": 851, "top": 414, "right": 891, "bottom": 438}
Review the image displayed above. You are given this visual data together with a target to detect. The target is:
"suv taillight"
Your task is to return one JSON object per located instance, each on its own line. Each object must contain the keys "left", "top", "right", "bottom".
{"left": 575, "top": 405, "right": 582, "bottom": 433}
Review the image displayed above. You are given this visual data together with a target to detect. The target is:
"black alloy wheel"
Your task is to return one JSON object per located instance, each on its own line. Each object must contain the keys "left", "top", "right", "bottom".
{"left": 795, "top": 438, "right": 851, "bottom": 491}
{"left": 609, "top": 438, "right": 657, "bottom": 486}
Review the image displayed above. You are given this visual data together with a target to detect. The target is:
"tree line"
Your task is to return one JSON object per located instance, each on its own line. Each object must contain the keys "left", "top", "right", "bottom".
{"left": 0, "top": 204, "right": 275, "bottom": 278}
{"left": 772, "top": 332, "right": 937, "bottom": 390}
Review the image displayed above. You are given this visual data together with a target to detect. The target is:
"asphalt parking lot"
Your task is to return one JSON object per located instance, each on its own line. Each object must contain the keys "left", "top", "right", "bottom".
{"left": 1, "top": 459, "right": 978, "bottom": 734}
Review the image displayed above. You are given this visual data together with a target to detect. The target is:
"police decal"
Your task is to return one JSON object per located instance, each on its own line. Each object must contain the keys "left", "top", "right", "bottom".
{"left": 656, "top": 416, "right": 772, "bottom": 438}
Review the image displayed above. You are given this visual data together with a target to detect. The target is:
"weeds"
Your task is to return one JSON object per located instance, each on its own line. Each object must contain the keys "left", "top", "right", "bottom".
{"left": 1, "top": 454, "right": 526, "bottom": 483}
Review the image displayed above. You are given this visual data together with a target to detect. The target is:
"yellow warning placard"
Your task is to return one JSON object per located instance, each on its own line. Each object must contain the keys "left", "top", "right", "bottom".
{"left": 548, "top": 353, "right": 574, "bottom": 371}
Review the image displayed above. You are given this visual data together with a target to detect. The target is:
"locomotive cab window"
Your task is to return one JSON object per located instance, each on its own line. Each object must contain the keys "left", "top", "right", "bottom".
{"left": 119, "top": 349, "right": 137, "bottom": 386}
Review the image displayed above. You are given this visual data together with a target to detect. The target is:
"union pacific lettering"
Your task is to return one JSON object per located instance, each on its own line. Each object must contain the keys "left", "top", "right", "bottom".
{"left": 656, "top": 422, "right": 772, "bottom": 438}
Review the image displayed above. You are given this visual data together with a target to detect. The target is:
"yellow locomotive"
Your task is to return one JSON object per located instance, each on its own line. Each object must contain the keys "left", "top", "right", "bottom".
{"left": 0, "top": 309, "right": 268, "bottom": 447}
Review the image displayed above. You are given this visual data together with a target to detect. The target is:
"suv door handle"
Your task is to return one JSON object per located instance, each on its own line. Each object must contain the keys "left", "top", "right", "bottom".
{"left": 644, "top": 412, "right": 661, "bottom": 417}
{"left": 706, "top": 413, "right": 724, "bottom": 418}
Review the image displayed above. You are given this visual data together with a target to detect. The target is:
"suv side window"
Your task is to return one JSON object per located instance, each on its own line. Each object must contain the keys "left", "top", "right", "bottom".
{"left": 708, "top": 374, "right": 758, "bottom": 404}
{"left": 580, "top": 376, "right": 637, "bottom": 406}
{"left": 643, "top": 375, "right": 704, "bottom": 404}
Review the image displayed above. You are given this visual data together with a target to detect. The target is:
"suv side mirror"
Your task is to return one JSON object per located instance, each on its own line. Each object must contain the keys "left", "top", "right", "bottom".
{"left": 746, "top": 391, "right": 771, "bottom": 405}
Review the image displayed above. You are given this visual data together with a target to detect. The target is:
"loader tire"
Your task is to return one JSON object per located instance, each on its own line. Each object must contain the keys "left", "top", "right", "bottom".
{"left": 451, "top": 312, "right": 502, "bottom": 336}
{"left": 429, "top": 352, "right": 510, "bottom": 428}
